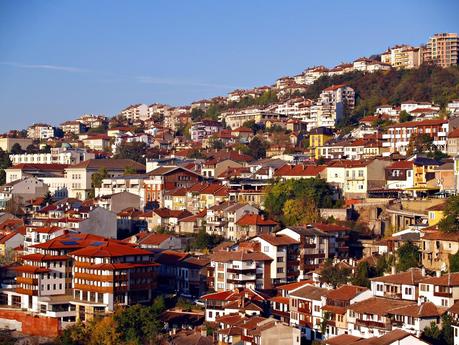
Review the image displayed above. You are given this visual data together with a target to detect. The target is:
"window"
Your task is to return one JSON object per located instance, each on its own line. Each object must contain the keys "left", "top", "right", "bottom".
{"left": 264, "top": 246, "right": 270, "bottom": 252}
{"left": 277, "top": 268, "right": 284, "bottom": 274}
{"left": 277, "top": 257, "right": 284, "bottom": 262}
{"left": 405, "top": 287, "right": 412, "bottom": 295}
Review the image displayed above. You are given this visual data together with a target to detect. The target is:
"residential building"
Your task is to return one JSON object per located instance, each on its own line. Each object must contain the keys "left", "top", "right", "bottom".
{"left": 419, "top": 272, "right": 459, "bottom": 308}
{"left": 425, "top": 33, "right": 459, "bottom": 68}
{"left": 65, "top": 159, "right": 145, "bottom": 200}
{"left": 27, "top": 124, "right": 55, "bottom": 140}
{"left": 0, "top": 137, "right": 33, "bottom": 152}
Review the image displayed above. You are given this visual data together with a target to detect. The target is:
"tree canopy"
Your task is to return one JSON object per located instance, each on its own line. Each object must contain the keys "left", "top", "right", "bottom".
{"left": 264, "top": 178, "right": 339, "bottom": 225}
{"left": 396, "top": 241, "right": 420, "bottom": 272}
{"left": 438, "top": 196, "right": 459, "bottom": 233}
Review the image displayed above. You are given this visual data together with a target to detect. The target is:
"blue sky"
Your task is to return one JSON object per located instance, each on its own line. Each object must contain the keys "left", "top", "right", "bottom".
{"left": 0, "top": 0, "right": 458, "bottom": 132}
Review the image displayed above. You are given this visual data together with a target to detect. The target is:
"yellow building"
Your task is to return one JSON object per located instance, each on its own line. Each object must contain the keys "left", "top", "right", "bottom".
{"left": 309, "top": 127, "right": 334, "bottom": 159}
{"left": 421, "top": 231, "right": 459, "bottom": 271}
{"left": 426, "top": 203, "right": 445, "bottom": 226}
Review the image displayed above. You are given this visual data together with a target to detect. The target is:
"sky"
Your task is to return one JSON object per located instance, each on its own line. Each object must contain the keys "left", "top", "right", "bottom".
{"left": 0, "top": 0, "right": 458, "bottom": 132}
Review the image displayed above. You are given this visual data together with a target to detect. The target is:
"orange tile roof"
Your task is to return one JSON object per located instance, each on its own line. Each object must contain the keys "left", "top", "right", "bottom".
{"left": 236, "top": 214, "right": 278, "bottom": 226}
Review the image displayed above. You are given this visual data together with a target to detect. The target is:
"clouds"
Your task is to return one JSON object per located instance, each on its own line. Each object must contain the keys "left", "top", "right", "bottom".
{"left": 0, "top": 61, "right": 88, "bottom": 73}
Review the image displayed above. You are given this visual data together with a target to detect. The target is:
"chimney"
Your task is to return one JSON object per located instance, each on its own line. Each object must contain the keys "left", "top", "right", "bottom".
{"left": 421, "top": 267, "right": 426, "bottom": 277}
{"left": 436, "top": 270, "right": 441, "bottom": 277}
{"left": 391, "top": 266, "right": 396, "bottom": 275}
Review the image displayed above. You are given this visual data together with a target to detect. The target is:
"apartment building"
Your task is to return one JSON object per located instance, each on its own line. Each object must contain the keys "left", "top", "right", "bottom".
{"left": 190, "top": 120, "right": 222, "bottom": 142}
{"left": 27, "top": 123, "right": 55, "bottom": 140}
{"left": 382, "top": 119, "right": 449, "bottom": 155}
{"left": 381, "top": 45, "right": 424, "bottom": 69}
{"left": 65, "top": 159, "right": 146, "bottom": 200}
{"left": 120, "top": 104, "right": 149, "bottom": 121}
{"left": 221, "top": 108, "right": 288, "bottom": 130}
{"left": 10, "top": 147, "right": 95, "bottom": 165}
{"left": 385, "top": 160, "right": 414, "bottom": 189}
{"left": 209, "top": 249, "right": 273, "bottom": 292}
{"left": 425, "top": 33, "right": 459, "bottom": 68}
{"left": 252, "top": 233, "right": 300, "bottom": 285}
{"left": 70, "top": 241, "right": 158, "bottom": 321}
{"left": 96, "top": 174, "right": 147, "bottom": 208}
{"left": 315, "top": 85, "right": 355, "bottom": 129}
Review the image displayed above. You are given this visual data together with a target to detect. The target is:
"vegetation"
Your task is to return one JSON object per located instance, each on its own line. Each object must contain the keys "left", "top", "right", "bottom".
{"left": 57, "top": 297, "right": 166, "bottom": 345}
{"left": 449, "top": 251, "right": 459, "bottom": 273}
{"left": 191, "top": 229, "right": 223, "bottom": 250}
{"left": 399, "top": 110, "right": 412, "bottom": 123}
{"left": 264, "top": 178, "right": 340, "bottom": 225}
{"left": 351, "top": 261, "right": 376, "bottom": 288}
{"left": 303, "top": 65, "right": 459, "bottom": 125}
{"left": 396, "top": 241, "right": 420, "bottom": 271}
{"left": 238, "top": 136, "right": 269, "bottom": 159}
{"left": 114, "top": 142, "right": 147, "bottom": 164}
{"left": 0, "top": 148, "right": 12, "bottom": 185}
{"left": 319, "top": 261, "right": 351, "bottom": 288}
{"left": 438, "top": 195, "right": 459, "bottom": 233}
{"left": 422, "top": 314, "right": 454, "bottom": 345}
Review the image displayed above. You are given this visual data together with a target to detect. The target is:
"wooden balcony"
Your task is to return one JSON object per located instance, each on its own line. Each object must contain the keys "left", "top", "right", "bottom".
{"left": 74, "top": 283, "right": 114, "bottom": 294}
{"left": 16, "top": 287, "right": 38, "bottom": 296}
{"left": 16, "top": 277, "right": 38, "bottom": 285}
{"left": 355, "top": 319, "right": 391, "bottom": 330}
{"left": 434, "top": 291, "right": 452, "bottom": 298}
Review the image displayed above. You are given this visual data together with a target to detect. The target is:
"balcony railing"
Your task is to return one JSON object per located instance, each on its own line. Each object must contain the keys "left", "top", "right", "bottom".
{"left": 355, "top": 319, "right": 391, "bottom": 330}
{"left": 434, "top": 291, "right": 452, "bottom": 298}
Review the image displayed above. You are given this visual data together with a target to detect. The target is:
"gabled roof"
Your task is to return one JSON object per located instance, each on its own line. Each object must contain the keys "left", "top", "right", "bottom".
{"left": 389, "top": 302, "right": 446, "bottom": 318}
{"left": 70, "top": 159, "right": 145, "bottom": 171}
{"left": 420, "top": 272, "right": 459, "bottom": 287}
{"left": 69, "top": 241, "right": 152, "bottom": 258}
{"left": 347, "top": 297, "right": 414, "bottom": 315}
{"left": 370, "top": 268, "right": 424, "bottom": 285}
{"left": 255, "top": 233, "right": 299, "bottom": 246}
{"left": 236, "top": 214, "right": 278, "bottom": 226}
{"left": 326, "top": 285, "right": 368, "bottom": 301}
{"left": 289, "top": 285, "right": 329, "bottom": 300}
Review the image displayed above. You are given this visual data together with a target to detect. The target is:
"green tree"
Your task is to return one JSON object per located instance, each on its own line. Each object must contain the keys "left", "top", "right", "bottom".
{"left": 26, "top": 144, "right": 38, "bottom": 154}
{"left": 191, "top": 108, "right": 205, "bottom": 121}
{"left": 43, "top": 191, "right": 53, "bottom": 205}
{"left": 396, "top": 241, "right": 420, "bottom": 271}
{"left": 319, "top": 261, "right": 351, "bottom": 288}
{"left": 399, "top": 110, "right": 412, "bottom": 123}
{"left": 439, "top": 195, "right": 459, "bottom": 233}
{"left": 422, "top": 321, "right": 442, "bottom": 345}
{"left": 90, "top": 168, "right": 108, "bottom": 198}
{"left": 0, "top": 148, "right": 12, "bottom": 185}
{"left": 114, "top": 142, "right": 147, "bottom": 164}
{"left": 192, "top": 229, "right": 223, "bottom": 250}
{"left": 351, "top": 261, "right": 374, "bottom": 288}
{"left": 264, "top": 178, "right": 338, "bottom": 222}
{"left": 449, "top": 251, "right": 459, "bottom": 273}
{"left": 244, "top": 136, "right": 269, "bottom": 159}
{"left": 10, "top": 143, "right": 24, "bottom": 154}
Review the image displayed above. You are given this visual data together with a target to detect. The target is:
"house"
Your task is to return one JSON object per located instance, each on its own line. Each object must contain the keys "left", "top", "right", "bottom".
{"left": 322, "top": 285, "right": 372, "bottom": 338}
{"left": 309, "top": 127, "right": 334, "bottom": 159}
{"left": 146, "top": 208, "right": 192, "bottom": 231}
{"left": 418, "top": 272, "right": 459, "bottom": 308}
{"left": 385, "top": 161, "right": 414, "bottom": 190}
{"left": 370, "top": 268, "right": 425, "bottom": 302}
{"left": 346, "top": 297, "right": 414, "bottom": 338}
{"left": 82, "top": 134, "right": 111, "bottom": 151}
{"left": 0, "top": 177, "right": 49, "bottom": 209}
{"left": 144, "top": 166, "right": 202, "bottom": 208}
{"left": 176, "top": 255, "right": 210, "bottom": 298}
{"left": 95, "top": 191, "right": 141, "bottom": 214}
{"left": 288, "top": 285, "right": 329, "bottom": 340}
{"left": 0, "top": 232, "right": 24, "bottom": 256}
{"left": 426, "top": 203, "right": 445, "bottom": 226}
{"left": 326, "top": 329, "right": 429, "bottom": 345}
{"left": 421, "top": 231, "right": 459, "bottom": 272}
{"left": 69, "top": 241, "right": 158, "bottom": 321}
{"left": 274, "top": 164, "right": 327, "bottom": 180}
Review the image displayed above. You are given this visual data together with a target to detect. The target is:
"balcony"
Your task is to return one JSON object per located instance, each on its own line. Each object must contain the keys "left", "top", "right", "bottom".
{"left": 16, "top": 277, "right": 38, "bottom": 285}
{"left": 434, "top": 291, "right": 452, "bottom": 298}
{"left": 355, "top": 319, "right": 391, "bottom": 330}
{"left": 384, "top": 292, "right": 402, "bottom": 299}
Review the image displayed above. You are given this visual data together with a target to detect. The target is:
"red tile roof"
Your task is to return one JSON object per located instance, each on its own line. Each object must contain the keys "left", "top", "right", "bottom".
{"left": 236, "top": 214, "right": 278, "bottom": 226}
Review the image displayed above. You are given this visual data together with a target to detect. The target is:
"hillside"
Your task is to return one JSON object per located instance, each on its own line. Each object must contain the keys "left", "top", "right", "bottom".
{"left": 302, "top": 64, "right": 459, "bottom": 125}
